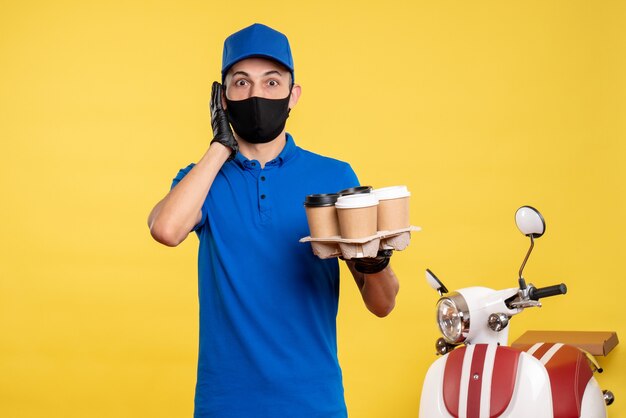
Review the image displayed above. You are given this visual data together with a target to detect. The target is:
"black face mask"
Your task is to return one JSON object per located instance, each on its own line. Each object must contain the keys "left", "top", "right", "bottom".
{"left": 225, "top": 95, "right": 291, "bottom": 144}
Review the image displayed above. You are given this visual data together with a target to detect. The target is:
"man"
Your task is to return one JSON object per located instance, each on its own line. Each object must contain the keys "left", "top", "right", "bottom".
{"left": 148, "top": 23, "right": 399, "bottom": 418}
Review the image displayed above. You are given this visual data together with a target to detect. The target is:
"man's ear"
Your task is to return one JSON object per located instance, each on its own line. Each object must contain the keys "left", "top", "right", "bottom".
{"left": 289, "top": 84, "right": 301, "bottom": 108}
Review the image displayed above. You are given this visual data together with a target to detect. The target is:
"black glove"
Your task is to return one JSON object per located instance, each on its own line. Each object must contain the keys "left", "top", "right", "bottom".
{"left": 353, "top": 249, "right": 393, "bottom": 274}
{"left": 209, "top": 81, "right": 238, "bottom": 160}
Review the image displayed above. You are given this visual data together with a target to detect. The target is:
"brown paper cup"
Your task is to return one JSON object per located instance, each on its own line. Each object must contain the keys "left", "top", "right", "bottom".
{"left": 377, "top": 196, "right": 410, "bottom": 231}
{"left": 305, "top": 206, "right": 340, "bottom": 238}
{"left": 337, "top": 206, "right": 378, "bottom": 239}
{"left": 373, "top": 186, "right": 411, "bottom": 231}
{"left": 335, "top": 193, "right": 379, "bottom": 239}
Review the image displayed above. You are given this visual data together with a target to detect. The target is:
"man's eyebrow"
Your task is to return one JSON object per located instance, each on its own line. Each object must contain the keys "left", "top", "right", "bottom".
{"left": 231, "top": 70, "right": 250, "bottom": 78}
{"left": 262, "top": 70, "right": 285, "bottom": 77}
{"left": 231, "top": 70, "right": 286, "bottom": 78}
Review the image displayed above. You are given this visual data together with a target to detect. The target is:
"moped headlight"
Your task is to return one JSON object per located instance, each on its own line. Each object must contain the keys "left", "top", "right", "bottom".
{"left": 436, "top": 293, "right": 470, "bottom": 344}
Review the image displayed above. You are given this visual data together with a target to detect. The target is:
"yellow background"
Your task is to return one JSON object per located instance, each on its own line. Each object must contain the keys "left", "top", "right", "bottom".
{"left": 1, "top": 1, "right": 624, "bottom": 416}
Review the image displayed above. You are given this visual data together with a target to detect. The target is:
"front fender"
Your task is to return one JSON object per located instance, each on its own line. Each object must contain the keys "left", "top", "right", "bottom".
{"left": 419, "top": 345, "right": 553, "bottom": 417}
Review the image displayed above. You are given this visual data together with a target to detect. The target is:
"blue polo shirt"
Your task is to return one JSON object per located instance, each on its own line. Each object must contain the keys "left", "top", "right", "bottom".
{"left": 171, "top": 134, "right": 359, "bottom": 418}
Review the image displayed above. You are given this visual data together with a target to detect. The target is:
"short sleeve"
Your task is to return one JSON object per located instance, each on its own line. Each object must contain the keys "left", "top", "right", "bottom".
{"left": 171, "top": 163, "right": 208, "bottom": 232}
{"left": 338, "top": 162, "right": 360, "bottom": 191}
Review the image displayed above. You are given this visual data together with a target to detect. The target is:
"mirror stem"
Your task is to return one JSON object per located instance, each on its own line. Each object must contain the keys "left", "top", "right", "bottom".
{"left": 518, "top": 235, "right": 535, "bottom": 289}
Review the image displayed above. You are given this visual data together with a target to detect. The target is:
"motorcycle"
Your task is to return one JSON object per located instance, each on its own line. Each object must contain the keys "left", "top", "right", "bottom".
{"left": 419, "top": 206, "right": 615, "bottom": 418}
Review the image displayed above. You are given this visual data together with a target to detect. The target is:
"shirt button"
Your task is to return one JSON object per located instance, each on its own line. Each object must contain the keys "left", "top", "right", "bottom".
{"left": 260, "top": 194, "right": 266, "bottom": 199}
{"left": 251, "top": 162, "right": 256, "bottom": 166}
{"left": 260, "top": 176, "right": 266, "bottom": 181}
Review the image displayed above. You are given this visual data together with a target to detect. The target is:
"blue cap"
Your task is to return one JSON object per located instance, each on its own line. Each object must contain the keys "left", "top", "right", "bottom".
{"left": 221, "top": 23, "right": 294, "bottom": 82}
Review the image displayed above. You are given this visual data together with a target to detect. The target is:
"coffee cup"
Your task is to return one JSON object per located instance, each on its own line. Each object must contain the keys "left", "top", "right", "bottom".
{"left": 335, "top": 193, "right": 379, "bottom": 239}
{"left": 304, "top": 193, "right": 341, "bottom": 238}
{"left": 372, "top": 185, "right": 411, "bottom": 231}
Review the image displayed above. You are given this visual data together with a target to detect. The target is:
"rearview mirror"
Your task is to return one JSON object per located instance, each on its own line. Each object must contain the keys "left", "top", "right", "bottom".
{"left": 426, "top": 269, "right": 448, "bottom": 295}
{"left": 515, "top": 206, "right": 546, "bottom": 238}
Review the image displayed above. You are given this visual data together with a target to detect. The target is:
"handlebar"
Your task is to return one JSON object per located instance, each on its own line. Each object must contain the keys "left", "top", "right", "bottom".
{"left": 529, "top": 283, "right": 567, "bottom": 300}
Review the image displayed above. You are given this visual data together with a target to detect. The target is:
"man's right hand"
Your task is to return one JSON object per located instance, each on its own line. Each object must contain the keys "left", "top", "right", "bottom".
{"left": 352, "top": 249, "right": 393, "bottom": 274}
{"left": 210, "top": 81, "right": 238, "bottom": 160}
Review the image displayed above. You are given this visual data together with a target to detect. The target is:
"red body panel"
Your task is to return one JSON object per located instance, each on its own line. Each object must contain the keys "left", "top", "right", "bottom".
{"left": 525, "top": 343, "right": 594, "bottom": 418}
{"left": 467, "top": 345, "right": 488, "bottom": 418}
{"left": 443, "top": 346, "right": 465, "bottom": 417}
{"left": 490, "top": 347, "right": 521, "bottom": 417}
{"left": 442, "top": 345, "right": 521, "bottom": 417}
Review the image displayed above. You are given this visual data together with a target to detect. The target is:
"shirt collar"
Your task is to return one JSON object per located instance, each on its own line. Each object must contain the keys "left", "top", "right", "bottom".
{"left": 233, "top": 133, "right": 298, "bottom": 169}
{"left": 276, "top": 133, "right": 297, "bottom": 164}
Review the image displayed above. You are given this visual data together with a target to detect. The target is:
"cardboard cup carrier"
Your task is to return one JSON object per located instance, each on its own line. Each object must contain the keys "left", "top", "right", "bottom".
{"left": 372, "top": 186, "right": 411, "bottom": 231}
{"left": 304, "top": 194, "right": 340, "bottom": 238}
{"left": 335, "top": 193, "right": 379, "bottom": 239}
{"left": 301, "top": 185, "right": 419, "bottom": 259}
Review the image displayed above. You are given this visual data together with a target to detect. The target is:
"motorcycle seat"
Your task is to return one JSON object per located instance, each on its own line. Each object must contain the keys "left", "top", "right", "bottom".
{"left": 522, "top": 342, "right": 594, "bottom": 418}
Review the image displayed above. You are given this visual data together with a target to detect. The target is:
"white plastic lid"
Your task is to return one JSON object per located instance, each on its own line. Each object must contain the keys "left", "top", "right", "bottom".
{"left": 335, "top": 193, "right": 379, "bottom": 209}
{"left": 372, "top": 185, "right": 411, "bottom": 200}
